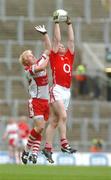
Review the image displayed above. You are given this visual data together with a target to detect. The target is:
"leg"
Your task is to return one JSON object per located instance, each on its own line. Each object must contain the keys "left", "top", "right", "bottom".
{"left": 21, "top": 117, "right": 45, "bottom": 164}
{"left": 51, "top": 100, "right": 77, "bottom": 154}
{"left": 29, "top": 118, "right": 45, "bottom": 164}
{"left": 22, "top": 98, "right": 49, "bottom": 164}
{"left": 45, "top": 105, "right": 58, "bottom": 148}
{"left": 43, "top": 105, "right": 58, "bottom": 163}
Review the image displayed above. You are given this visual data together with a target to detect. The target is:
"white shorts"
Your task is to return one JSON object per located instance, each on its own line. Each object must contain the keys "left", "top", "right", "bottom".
{"left": 50, "top": 84, "right": 71, "bottom": 110}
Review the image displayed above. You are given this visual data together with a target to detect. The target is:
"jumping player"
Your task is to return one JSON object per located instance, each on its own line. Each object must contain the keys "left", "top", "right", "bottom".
{"left": 42, "top": 16, "right": 77, "bottom": 162}
{"left": 20, "top": 25, "right": 51, "bottom": 164}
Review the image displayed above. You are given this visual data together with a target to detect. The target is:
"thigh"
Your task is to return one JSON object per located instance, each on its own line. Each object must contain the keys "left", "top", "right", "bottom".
{"left": 50, "top": 85, "right": 70, "bottom": 110}
{"left": 51, "top": 100, "right": 67, "bottom": 118}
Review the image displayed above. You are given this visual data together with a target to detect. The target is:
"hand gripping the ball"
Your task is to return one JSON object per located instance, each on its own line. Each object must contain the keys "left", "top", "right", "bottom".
{"left": 35, "top": 25, "right": 47, "bottom": 35}
{"left": 66, "top": 16, "right": 72, "bottom": 25}
{"left": 53, "top": 11, "right": 59, "bottom": 23}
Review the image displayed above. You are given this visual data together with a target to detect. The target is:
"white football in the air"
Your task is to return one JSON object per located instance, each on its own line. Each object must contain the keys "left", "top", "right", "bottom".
{"left": 53, "top": 9, "right": 68, "bottom": 22}
{"left": 56, "top": 9, "right": 68, "bottom": 16}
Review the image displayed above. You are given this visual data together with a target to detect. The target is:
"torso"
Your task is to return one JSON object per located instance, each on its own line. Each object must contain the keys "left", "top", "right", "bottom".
{"left": 50, "top": 49, "right": 75, "bottom": 88}
{"left": 25, "top": 57, "right": 49, "bottom": 100}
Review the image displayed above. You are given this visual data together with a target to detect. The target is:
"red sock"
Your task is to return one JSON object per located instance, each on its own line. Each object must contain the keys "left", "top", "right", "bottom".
{"left": 26, "top": 128, "right": 42, "bottom": 153}
{"left": 61, "top": 138, "right": 68, "bottom": 148}
{"left": 32, "top": 133, "right": 42, "bottom": 154}
{"left": 45, "top": 142, "right": 52, "bottom": 152}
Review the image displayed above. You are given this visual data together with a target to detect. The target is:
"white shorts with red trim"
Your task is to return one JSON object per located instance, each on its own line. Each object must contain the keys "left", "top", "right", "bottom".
{"left": 50, "top": 84, "right": 71, "bottom": 110}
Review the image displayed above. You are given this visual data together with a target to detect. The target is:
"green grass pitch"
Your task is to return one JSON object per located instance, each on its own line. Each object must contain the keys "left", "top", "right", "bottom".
{"left": 0, "top": 164, "right": 111, "bottom": 180}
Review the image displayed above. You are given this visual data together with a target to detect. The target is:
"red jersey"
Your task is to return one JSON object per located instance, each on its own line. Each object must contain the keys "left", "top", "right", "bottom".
{"left": 50, "top": 49, "right": 75, "bottom": 88}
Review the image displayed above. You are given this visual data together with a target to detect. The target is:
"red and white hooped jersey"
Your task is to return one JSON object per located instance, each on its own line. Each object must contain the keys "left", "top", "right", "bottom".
{"left": 25, "top": 55, "right": 49, "bottom": 100}
{"left": 49, "top": 49, "right": 75, "bottom": 88}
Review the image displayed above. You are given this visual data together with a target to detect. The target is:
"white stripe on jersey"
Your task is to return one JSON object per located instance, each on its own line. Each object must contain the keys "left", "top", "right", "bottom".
{"left": 25, "top": 56, "right": 49, "bottom": 99}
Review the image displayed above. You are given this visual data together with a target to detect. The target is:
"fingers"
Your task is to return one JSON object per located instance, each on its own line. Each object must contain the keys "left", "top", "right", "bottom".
{"left": 35, "top": 25, "right": 46, "bottom": 31}
{"left": 35, "top": 26, "right": 39, "bottom": 31}
{"left": 43, "top": 24, "right": 45, "bottom": 29}
{"left": 35, "top": 25, "right": 41, "bottom": 31}
{"left": 35, "top": 25, "right": 41, "bottom": 30}
{"left": 34, "top": 24, "right": 47, "bottom": 34}
{"left": 35, "top": 25, "right": 45, "bottom": 29}
{"left": 66, "top": 16, "right": 72, "bottom": 25}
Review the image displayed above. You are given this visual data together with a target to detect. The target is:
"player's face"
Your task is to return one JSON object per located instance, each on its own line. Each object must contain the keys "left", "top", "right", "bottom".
{"left": 25, "top": 52, "right": 36, "bottom": 65}
{"left": 58, "top": 44, "right": 66, "bottom": 54}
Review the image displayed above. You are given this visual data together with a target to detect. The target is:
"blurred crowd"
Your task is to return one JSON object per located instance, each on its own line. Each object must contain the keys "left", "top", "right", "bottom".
{"left": 72, "top": 63, "right": 103, "bottom": 100}
{"left": 2, "top": 116, "right": 30, "bottom": 164}
{"left": 90, "top": 138, "right": 104, "bottom": 153}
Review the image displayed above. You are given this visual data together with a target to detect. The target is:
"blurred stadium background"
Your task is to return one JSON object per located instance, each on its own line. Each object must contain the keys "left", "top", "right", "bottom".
{"left": 0, "top": 0, "right": 111, "bottom": 165}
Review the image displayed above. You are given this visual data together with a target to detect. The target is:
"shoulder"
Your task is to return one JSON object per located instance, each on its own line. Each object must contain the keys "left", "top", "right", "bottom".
{"left": 24, "top": 65, "right": 35, "bottom": 75}
{"left": 66, "top": 48, "right": 75, "bottom": 56}
{"left": 50, "top": 50, "right": 59, "bottom": 57}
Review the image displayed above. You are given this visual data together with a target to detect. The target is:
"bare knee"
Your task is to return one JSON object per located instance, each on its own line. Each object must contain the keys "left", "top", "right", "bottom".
{"left": 50, "top": 119, "right": 58, "bottom": 128}
{"left": 58, "top": 113, "right": 67, "bottom": 123}
{"left": 34, "top": 126, "right": 44, "bottom": 134}
{"left": 34, "top": 119, "right": 45, "bottom": 134}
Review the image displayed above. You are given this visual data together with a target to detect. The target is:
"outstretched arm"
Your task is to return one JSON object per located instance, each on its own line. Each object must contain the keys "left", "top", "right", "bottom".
{"left": 44, "top": 33, "right": 51, "bottom": 51}
{"left": 66, "top": 17, "right": 75, "bottom": 53}
{"left": 35, "top": 25, "right": 51, "bottom": 51}
{"left": 52, "top": 22, "right": 61, "bottom": 53}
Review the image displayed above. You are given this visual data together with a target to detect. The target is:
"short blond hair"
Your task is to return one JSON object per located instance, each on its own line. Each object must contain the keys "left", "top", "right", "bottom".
{"left": 19, "top": 50, "right": 32, "bottom": 66}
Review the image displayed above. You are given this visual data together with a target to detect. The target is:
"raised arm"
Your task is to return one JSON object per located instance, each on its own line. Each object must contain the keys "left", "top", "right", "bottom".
{"left": 35, "top": 25, "right": 51, "bottom": 51}
{"left": 43, "top": 33, "right": 51, "bottom": 51}
{"left": 34, "top": 57, "right": 49, "bottom": 73}
{"left": 66, "top": 17, "right": 75, "bottom": 53}
{"left": 52, "top": 22, "right": 61, "bottom": 52}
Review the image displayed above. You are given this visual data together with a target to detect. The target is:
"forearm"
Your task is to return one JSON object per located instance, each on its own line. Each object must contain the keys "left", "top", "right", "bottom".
{"left": 66, "top": 18, "right": 74, "bottom": 52}
{"left": 35, "top": 25, "right": 51, "bottom": 51}
{"left": 34, "top": 59, "right": 48, "bottom": 72}
{"left": 54, "top": 23, "right": 61, "bottom": 42}
{"left": 43, "top": 33, "right": 51, "bottom": 51}
{"left": 43, "top": 50, "right": 50, "bottom": 57}
{"left": 67, "top": 21, "right": 74, "bottom": 42}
